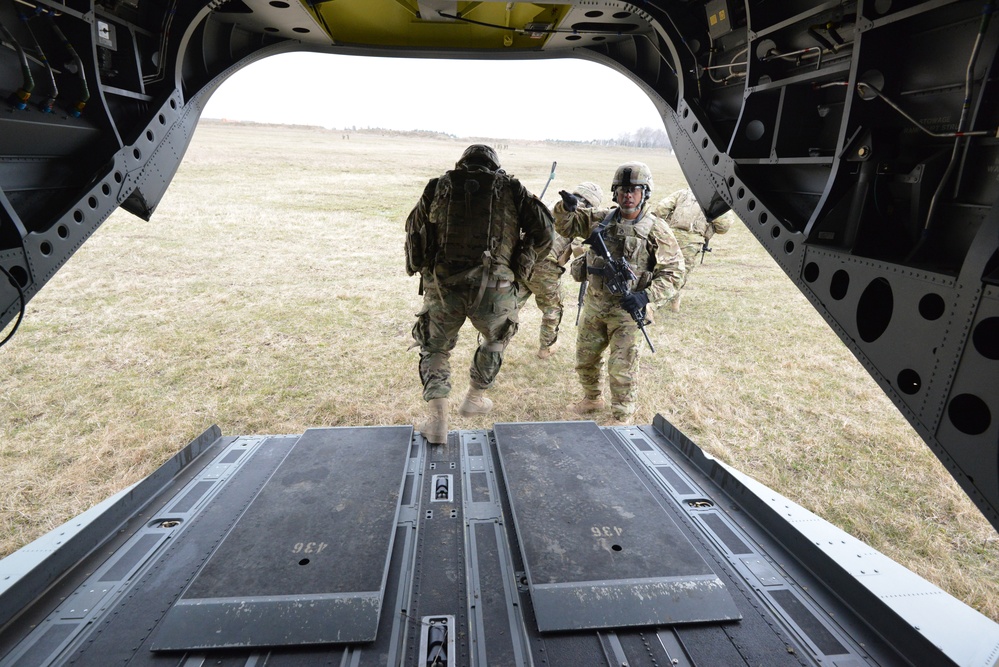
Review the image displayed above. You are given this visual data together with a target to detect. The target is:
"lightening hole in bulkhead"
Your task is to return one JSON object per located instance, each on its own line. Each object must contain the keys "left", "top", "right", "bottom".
{"left": 948, "top": 394, "right": 991, "bottom": 436}
{"left": 830, "top": 270, "right": 850, "bottom": 300}
{"left": 856, "top": 277, "right": 893, "bottom": 343}
{"left": 918, "top": 293, "right": 945, "bottom": 321}
{"left": 972, "top": 317, "right": 999, "bottom": 360}
{"left": 803, "top": 262, "right": 819, "bottom": 283}
{"left": 6, "top": 265, "right": 27, "bottom": 287}
{"left": 897, "top": 369, "right": 921, "bottom": 395}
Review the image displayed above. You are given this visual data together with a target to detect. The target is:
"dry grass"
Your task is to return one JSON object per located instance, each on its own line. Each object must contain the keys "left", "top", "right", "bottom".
{"left": 1, "top": 122, "right": 996, "bottom": 622}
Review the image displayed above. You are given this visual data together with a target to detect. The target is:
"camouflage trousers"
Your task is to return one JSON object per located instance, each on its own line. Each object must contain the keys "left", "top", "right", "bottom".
{"left": 575, "top": 292, "right": 643, "bottom": 419}
{"left": 517, "top": 259, "right": 564, "bottom": 348}
{"left": 669, "top": 230, "right": 706, "bottom": 304}
{"left": 412, "top": 279, "right": 520, "bottom": 401}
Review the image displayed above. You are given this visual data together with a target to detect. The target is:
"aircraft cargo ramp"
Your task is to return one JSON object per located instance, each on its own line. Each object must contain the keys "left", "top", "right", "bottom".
{"left": 1, "top": 417, "right": 997, "bottom": 667}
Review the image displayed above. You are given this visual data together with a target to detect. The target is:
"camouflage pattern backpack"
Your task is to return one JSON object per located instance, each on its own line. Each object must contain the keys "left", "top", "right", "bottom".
{"left": 430, "top": 168, "right": 502, "bottom": 272}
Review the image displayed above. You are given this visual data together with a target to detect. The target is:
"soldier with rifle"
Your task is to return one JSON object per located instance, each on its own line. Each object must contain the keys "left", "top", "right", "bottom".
{"left": 554, "top": 162, "right": 684, "bottom": 426}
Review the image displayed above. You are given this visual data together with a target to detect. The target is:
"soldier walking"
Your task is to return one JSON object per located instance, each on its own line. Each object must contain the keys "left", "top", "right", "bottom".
{"left": 554, "top": 163, "right": 683, "bottom": 426}
{"left": 653, "top": 188, "right": 732, "bottom": 312}
{"left": 519, "top": 182, "right": 603, "bottom": 359}
{"left": 405, "top": 144, "right": 554, "bottom": 444}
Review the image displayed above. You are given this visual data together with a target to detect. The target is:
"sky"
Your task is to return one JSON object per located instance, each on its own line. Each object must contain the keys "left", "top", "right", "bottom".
{"left": 201, "top": 52, "right": 665, "bottom": 142}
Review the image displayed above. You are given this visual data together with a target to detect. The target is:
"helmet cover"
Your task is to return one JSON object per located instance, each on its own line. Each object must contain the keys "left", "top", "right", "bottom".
{"left": 611, "top": 162, "right": 654, "bottom": 205}
{"left": 457, "top": 144, "right": 501, "bottom": 170}
{"left": 572, "top": 182, "right": 604, "bottom": 208}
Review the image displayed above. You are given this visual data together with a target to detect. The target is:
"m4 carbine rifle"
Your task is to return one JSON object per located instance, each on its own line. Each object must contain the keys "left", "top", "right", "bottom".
{"left": 585, "top": 226, "right": 656, "bottom": 353}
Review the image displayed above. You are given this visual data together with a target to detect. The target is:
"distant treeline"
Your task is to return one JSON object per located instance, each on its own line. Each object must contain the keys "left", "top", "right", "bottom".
{"left": 547, "top": 127, "right": 672, "bottom": 150}
{"left": 205, "top": 119, "right": 672, "bottom": 149}
{"left": 610, "top": 127, "right": 672, "bottom": 149}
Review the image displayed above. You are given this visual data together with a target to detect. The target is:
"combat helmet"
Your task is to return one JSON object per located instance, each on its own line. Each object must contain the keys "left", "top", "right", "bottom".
{"left": 456, "top": 144, "right": 501, "bottom": 170}
{"left": 611, "top": 162, "right": 654, "bottom": 205}
{"left": 573, "top": 182, "right": 604, "bottom": 208}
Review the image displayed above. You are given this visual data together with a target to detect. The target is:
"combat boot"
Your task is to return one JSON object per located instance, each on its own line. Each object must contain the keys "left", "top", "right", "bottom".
{"left": 459, "top": 387, "right": 493, "bottom": 417}
{"left": 570, "top": 396, "right": 605, "bottom": 414}
{"left": 537, "top": 339, "right": 559, "bottom": 359}
{"left": 417, "top": 398, "right": 449, "bottom": 445}
{"left": 604, "top": 414, "right": 632, "bottom": 427}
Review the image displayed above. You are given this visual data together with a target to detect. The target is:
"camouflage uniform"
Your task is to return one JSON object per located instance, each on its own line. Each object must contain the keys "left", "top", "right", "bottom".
{"left": 406, "top": 145, "right": 553, "bottom": 403}
{"left": 411, "top": 281, "right": 521, "bottom": 398}
{"left": 516, "top": 234, "right": 570, "bottom": 351}
{"left": 554, "top": 171, "right": 683, "bottom": 422}
{"left": 653, "top": 189, "right": 731, "bottom": 301}
{"left": 518, "top": 183, "right": 603, "bottom": 356}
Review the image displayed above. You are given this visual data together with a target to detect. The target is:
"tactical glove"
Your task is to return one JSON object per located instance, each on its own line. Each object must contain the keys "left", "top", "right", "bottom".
{"left": 559, "top": 189, "right": 578, "bottom": 212}
{"left": 620, "top": 290, "right": 650, "bottom": 313}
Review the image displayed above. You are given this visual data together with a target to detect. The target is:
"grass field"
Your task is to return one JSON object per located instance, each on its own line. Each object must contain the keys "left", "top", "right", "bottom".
{"left": 1, "top": 121, "right": 996, "bottom": 622}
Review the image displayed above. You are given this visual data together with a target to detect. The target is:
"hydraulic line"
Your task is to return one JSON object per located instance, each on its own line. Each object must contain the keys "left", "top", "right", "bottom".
{"left": 19, "top": 8, "right": 57, "bottom": 112}
{"left": 705, "top": 39, "right": 747, "bottom": 84}
{"left": 143, "top": 1, "right": 178, "bottom": 85}
{"left": 761, "top": 41, "right": 855, "bottom": 70}
{"left": 0, "top": 18, "right": 35, "bottom": 109}
{"left": 49, "top": 19, "right": 88, "bottom": 116}
{"left": 852, "top": 82, "right": 996, "bottom": 139}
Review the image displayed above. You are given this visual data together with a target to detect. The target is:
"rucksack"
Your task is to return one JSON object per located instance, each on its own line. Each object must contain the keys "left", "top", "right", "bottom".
{"left": 430, "top": 168, "right": 502, "bottom": 272}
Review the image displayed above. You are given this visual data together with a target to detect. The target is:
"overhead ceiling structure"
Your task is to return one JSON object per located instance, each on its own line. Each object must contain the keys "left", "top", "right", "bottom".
{"left": 0, "top": 1, "right": 997, "bottom": 665}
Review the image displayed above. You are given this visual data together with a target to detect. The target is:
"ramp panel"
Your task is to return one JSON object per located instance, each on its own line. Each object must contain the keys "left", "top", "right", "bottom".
{"left": 151, "top": 425, "right": 412, "bottom": 650}
{"left": 493, "top": 421, "right": 741, "bottom": 632}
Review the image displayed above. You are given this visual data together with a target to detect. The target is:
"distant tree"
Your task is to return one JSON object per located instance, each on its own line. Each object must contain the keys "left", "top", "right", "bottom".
{"left": 612, "top": 127, "right": 672, "bottom": 150}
